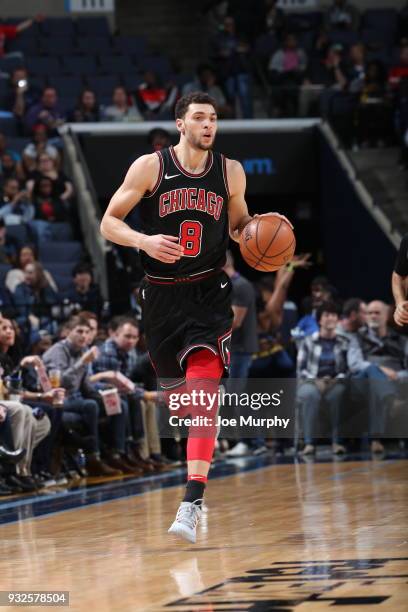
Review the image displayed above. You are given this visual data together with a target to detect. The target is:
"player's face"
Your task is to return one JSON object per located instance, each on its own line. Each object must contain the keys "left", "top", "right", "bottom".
{"left": 179, "top": 104, "right": 217, "bottom": 151}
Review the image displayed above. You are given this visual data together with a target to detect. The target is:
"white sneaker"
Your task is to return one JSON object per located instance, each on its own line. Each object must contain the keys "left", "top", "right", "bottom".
{"left": 225, "top": 442, "right": 250, "bottom": 457}
{"left": 168, "top": 500, "right": 202, "bottom": 543}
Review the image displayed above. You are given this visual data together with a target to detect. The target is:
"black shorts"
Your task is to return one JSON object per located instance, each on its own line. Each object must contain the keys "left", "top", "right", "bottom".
{"left": 139, "top": 270, "right": 233, "bottom": 388}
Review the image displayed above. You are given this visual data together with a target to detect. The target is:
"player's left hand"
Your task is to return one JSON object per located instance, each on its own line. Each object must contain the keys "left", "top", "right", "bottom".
{"left": 253, "top": 212, "right": 294, "bottom": 229}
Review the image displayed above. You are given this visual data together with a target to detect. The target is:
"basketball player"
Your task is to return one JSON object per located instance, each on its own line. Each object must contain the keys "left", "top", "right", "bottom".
{"left": 392, "top": 232, "right": 408, "bottom": 326}
{"left": 100, "top": 92, "right": 290, "bottom": 543}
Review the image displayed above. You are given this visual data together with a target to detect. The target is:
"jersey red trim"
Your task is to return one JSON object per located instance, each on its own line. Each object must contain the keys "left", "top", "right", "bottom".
{"left": 170, "top": 146, "right": 213, "bottom": 178}
{"left": 221, "top": 154, "right": 230, "bottom": 199}
{"left": 143, "top": 150, "right": 163, "bottom": 198}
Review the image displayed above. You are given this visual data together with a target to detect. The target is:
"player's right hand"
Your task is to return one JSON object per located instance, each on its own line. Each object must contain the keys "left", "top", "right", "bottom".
{"left": 394, "top": 301, "right": 408, "bottom": 326}
{"left": 141, "top": 234, "right": 184, "bottom": 263}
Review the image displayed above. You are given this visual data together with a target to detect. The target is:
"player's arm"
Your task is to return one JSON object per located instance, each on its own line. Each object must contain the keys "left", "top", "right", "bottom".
{"left": 226, "top": 158, "right": 293, "bottom": 244}
{"left": 100, "top": 154, "right": 183, "bottom": 263}
{"left": 392, "top": 271, "right": 408, "bottom": 325}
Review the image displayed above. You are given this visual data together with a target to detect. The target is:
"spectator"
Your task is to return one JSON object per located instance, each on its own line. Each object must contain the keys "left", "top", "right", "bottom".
{"left": 5, "top": 244, "right": 57, "bottom": 294}
{"left": 25, "top": 87, "right": 66, "bottom": 138}
{"left": 22, "top": 124, "right": 60, "bottom": 175}
{"left": 211, "top": 15, "right": 253, "bottom": 118}
{"left": 0, "top": 218, "right": 19, "bottom": 264}
{"left": 13, "top": 261, "right": 60, "bottom": 337}
{"left": 103, "top": 86, "right": 143, "bottom": 122}
{"left": 325, "top": 0, "right": 359, "bottom": 31}
{"left": 42, "top": 315, "right": 127, "bottom": 477}
{"left": 0, "top": 16, "right": 42, "bottom": 58}
{"left": 183, "top": 64, "right": 232, "bottom": 117}
{"left": 0, "top": 152, "right": 25, "bottom": 183}
{"left": 294, "top": 276, "right": 334, "bottom": 339}
{"left": 338, "top": 297, "right": 367, "bottom": 335}
{"left": 30, "top": 176, "right": 70, "bottom": 242}
{"left": 91, "top": 316, "right": 158, "bottom": 472}
{"left": 346, "top": 43, "right": 366, "bottom": 95}
{"left": 136, "top": 72, "right": 178, "bottom": 120}
{"left": 69, "top": 89, "right": 101, "bottom": 123}
{"left": 0, "top": 178, "right": 34, "bottom": 224}
{"left": 296, "top": 301, "right": 359, "bottom": 455}
{"left": 299, "top": 44, "right": 347, "bottom": 117}
{"left": 8, "top": 68, "right": 41, "bottom": 122}
{"left": 262, "top": 0, "right": 286, "bottom": 39}
{"left": 357, "top": 60, "right": 392, "bottom": 147}
{"left": 269, "top": 33, "right": 308, "bottom": 116}
{"left": 26, "top": 153, "right": 74, "bottom": 204}
{"left": 388, "top": 43, "right": 408, "bottom": 90}
{"left": 0, "top": 131, "right": 21, "bottom": 164}
{"left": 147, "top": 128, "right": 171, "bottom": 152}
{"left": 65, "top": 264, "right": 103, "bottom": 316}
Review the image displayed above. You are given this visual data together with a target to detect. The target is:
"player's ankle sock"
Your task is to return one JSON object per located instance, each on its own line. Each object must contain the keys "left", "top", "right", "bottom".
{"left": 183, "top": 476, "right": 207, "bottom": 506}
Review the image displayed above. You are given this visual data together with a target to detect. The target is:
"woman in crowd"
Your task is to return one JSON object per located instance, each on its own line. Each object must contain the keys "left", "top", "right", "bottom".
{"left": 5, "top": 244, "right": 58, "bottom": 293}
{"left": 26, "top": 153, "right": 74, "bottom": 205}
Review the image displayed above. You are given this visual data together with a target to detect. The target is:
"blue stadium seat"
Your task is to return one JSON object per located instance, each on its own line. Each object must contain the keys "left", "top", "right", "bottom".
{"left": 48, "top": 75, "right": 84, "bottom": 98}
{"left": 6, "top": 137, "right": 30, "bottom": 154}
{"left": 6, "top": 224, "right": 29, "bottom": 246}
{"left": 62, "top": 55, "right": 98, "bottom": 76}
{"left": 48, "top": 223, "right": 74, "bottom": 241}
{"left": 53, "top": 274, "right": 75, "bottom": 293}
{"left": 7, "top": 37, "right": 39, "bottom": 55}
{"left": 286, "top": 11, "right": 323, "bottom": 32}
{"left": 0, "top": 264, "right": 12, "bottom": 284}
{"left": 26, "top": 56, "right": 61, "bottom": 76}
{"left": 28, "top": 76, "right": 47, "bottom": 93}
{"left": 76, "top": 17, "right": 110, "bottom": 37}
{"left": 112, "top": 36, "right": 147, "bottom": 58}
{"left": 329, "top": 29, "right": 360, "bottom": 48}
{"left": 87, "top": 75, "right": 120, "bottom": 96}
{"left": 0, "top": 80, "right": 10, "bottom": 109}
{"left": 362, "top": 9, "right": 398, "bottom": 35}
{"left": 98, "top": 55, "right": 135, "bottom": 75}
{"left": 58, "top": 97, "right": 77, "bottom": 114}
{"left": 45, "top": 262, "right": 76, "bottom": 278}
{"left": 122, "top": 74, "right": 143, "bottom": 91}
{"left": 139, "top": 55, "right": 172, "bottom": 79}
{"left": 76, "top": 37, "right": 113, "bottom": 56}
{"left": 0, "top": 56, "right": 24, "bottom": 74}
{"left": 39, "top": 241, "right": 83, "bottom": 263}
{"left": 0, "top": 117, "right": 18, "bottom": 136}
{"left": 40, "top": 37, "right": 76, "bottom": 56}
{"left": 40, "top": 17, "right": 76, "bottom": 37}
{"left": 254, "top": 33, "right": 278, "bottom": 60}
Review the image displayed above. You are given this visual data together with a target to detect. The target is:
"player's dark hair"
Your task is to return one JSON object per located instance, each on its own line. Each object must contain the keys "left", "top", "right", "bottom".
{"left": 343, "top": 298, "right": 363, "bottom": 318}
{"left": 175, "top": 92, "right": 218, "bottom": 120}
{"left": 316, "top": 301, "right": 341, "bottom": 323}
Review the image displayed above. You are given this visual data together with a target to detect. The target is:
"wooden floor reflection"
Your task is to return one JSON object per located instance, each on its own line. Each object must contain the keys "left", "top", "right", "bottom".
{"left": 0, "top": 459, "right": 407, "bottom": 611}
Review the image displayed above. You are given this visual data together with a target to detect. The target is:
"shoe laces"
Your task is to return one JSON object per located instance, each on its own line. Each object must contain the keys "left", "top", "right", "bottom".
{"left": 176, "top": 500, "right": 202, "bottom": 530}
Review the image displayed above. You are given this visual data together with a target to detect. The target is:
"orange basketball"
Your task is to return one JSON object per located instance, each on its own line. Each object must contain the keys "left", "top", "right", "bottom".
{"left": 239, "top": 215, "right": 296, "bottom": 272}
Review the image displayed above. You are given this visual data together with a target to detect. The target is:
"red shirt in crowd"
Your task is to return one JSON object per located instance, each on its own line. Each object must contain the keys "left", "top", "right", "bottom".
{"left": 0, "top": 25, "right": 18, "bottom": 57}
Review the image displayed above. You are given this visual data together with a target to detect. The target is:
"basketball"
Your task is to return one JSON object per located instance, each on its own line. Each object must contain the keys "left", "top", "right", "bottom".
{"left": 239, "top": 215, "right": 296, "bottom": 272}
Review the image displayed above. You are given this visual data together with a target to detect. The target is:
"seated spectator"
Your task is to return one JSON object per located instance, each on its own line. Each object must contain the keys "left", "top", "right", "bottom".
{"left": 346, "top": 43, "right": 366, "bottom": 95}
{"left": 69, "top": 89, "right": 101, "bottom": 123}
{"left": 357, "top": 60, "right": 393, "bottom": 147}
{"left": 269, "top": 33, "right": 308, "bottom": 116}
{"left": 65, "top": 263, "right": 103, "bottom": 316}
{"left": 8, "top": 68, "right": 41, "bottom": 123}
{"left": 262, "top": 0, "right": 286, "bottom": 39}
{"left": 6, "top": 244, "right": 57, "bottom": 293}
{"left": 293, "top": 276, "right": 335, "bottom": 340}
{"left": 30, "top": 176, "right": 70, "bottom": 242}
{"left": 147, "top": 127, "right": 171, "bottom": 152}
{"left": 296, "top": 301, "right": 358, "bottom": 455}
{"left": 42, "top": 314, "right": 132, "bottom": 477}
{"left": 136, "top": 72, "right": 178, "bottom": 120}
{"left": 0, "top": 218, "right": 18, "bottom": 264}
{"left": 0, "top": 178, "right": 34, "bottom": 224}
{"left": 26, "top": 153, "right": 74, "bottom": 204}
{"left": 91, "top": 316, "right": 159, "bottom": 472}
{"left": 103, "top": 86, "right": 143, "bottom": 122}
{"left": 299, "top": 44, "right": 347, "bottom": 117}
{"left": 388, "top": 42, "right": 408, "bottom": 90}
{"left": 183, "top": 64, "right": 232, "bottom": 117}
{"left": 22, "top": 124, "right": 60, "bottom": 175}
{"left": 0, "top": 16, "right": 43, "bottom": 58}
{"left": 211, "top": 15, "right": 253, "bottom": 118}
{"left": 0, "top": 152, "right": 25, "bottom": 183}
{"left": 25, "top": 87, "right": 66, "bottom": 139}
{"left": 325, "top": 0, "right": 359, "bottom": 31}
{"left": 0, "top": 131, "right": 21, "bottom": 164}
{"left": 13, "top": 261, "right": 60, "bottom": 338}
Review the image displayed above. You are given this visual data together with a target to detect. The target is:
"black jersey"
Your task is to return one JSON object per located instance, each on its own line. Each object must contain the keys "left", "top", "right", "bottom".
{"left": 138, "top": 145, "right": 230, "bottom": 277}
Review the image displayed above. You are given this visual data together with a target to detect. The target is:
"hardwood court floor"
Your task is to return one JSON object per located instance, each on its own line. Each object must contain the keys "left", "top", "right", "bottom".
{"left": 0, "top": 458, "right": 407, "bottom": 611}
